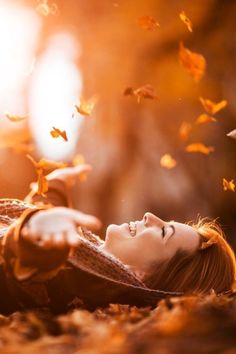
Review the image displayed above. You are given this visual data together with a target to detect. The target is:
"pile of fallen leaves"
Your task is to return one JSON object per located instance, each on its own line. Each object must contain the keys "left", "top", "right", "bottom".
{"left": 0, "top": 293, "right": 236, "bottom": 353}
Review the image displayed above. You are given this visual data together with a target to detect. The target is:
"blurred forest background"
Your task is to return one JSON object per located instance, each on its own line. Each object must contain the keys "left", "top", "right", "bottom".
{"left": 0, "top": 0, "right": 235, "bottom": 246}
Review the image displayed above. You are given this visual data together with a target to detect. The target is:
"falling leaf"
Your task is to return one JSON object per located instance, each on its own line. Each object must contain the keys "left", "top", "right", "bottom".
{"left": 199, "top": 97, "right": 227, "bottom": 115}
{"left": 223, "top": 178, "right": 235, "bottom": 192}
{"left": 50, "top": 127, "right": 68, "bottom": 141}
{"left": 179, "top": 11, "right": 193, "bottom": 32}
{"left": 36, "top": 0, "right": 58, "bottom": 16}
{"left": 37, "top": 169, "right": 48, "bottom": 196}
{"left": 5, "top": 114, "right": 28, "bottom": 122}
{"left": 75, "top": 96, "right": 98, "bottom": 117}
{"left": 185, "top": 143, "right": 214, "bottom": 155}
{"left": 72, "top": 154, "right": 87, "bottom": 181}
{"left": 227, "top": 129, "right": 236, "bottom": 139}
{"left": 160, "top": 154, "right": 177, "bottom": 169}
{"left": 137, "top": 15, "right": 160, "bottom": 31}
{"left": 179, "top": 42, "right": 206, "bottom": 82}
{"left": 27, "top": 155, "right": 67, "bottom": 196}
{"left": 27, "top": 155, "right": 67, "bottom": 170}
{"left": 124, "top": 84, "right": 158, "bottom": 103}
{"left": 179, "top": 122, "right": 192, "bottom": 141}
{"left": 195, "top": 114, "right": 216, "bottom": 125}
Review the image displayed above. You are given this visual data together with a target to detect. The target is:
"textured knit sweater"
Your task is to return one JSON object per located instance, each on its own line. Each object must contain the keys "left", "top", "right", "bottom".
{"left": 0, "top": 180, "right": 181, "bottom": 314}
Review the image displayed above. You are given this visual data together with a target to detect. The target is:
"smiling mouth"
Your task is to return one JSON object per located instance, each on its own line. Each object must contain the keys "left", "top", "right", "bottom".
{"left": 128, "top": 222, "right": 137, "bottom": 237}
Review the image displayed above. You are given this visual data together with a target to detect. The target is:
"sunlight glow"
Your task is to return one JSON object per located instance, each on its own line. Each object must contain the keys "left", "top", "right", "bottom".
{"left": 29, "top": 33, "right": 83, "bottom": 160}
{"left": 0, "top": 3, "right": 40, "bottom": 119}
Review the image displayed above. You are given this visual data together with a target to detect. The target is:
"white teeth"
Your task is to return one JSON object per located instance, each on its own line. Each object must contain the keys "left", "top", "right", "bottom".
{"left": 128, "top": 222, "right": 136, "bottom": 237}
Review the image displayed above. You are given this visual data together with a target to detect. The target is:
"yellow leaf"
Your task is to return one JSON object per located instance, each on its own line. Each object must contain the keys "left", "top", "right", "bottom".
{"left": 179, "top": 42, "right": 206, "bottom": 82}
{"left": 223, "top": 178, "right": 235, "bottom": 192}
{"left": 36, "top": 0, "right": 58, "bottom": 17}
{"left": 199, "top": 97, "right": 227, "bottom": 115}
{"left": 160, "top": 154, "right": 177, "bottom": 169}
{"left": 50, "top": 127, "right": 68, "bottom": 141}
{"left": 195, "top": 114, "right": 216, "bottom": 125}
{"left": 75, "top": 96, "right": 97, "bottom": 116}
{"left": 185, "top": 143, "right": 214, "bottom": 155}
{"left": 179, "top": 11, "right": 193, "bottom": 32}
{"left": 137, "top": 15, "right": 160, "bottom": 31}
{"left": 5, "top": 114, "right": 28, "bottom": 122}
{"left": 27, "top": 155, "right": 67, "bottom": 170}
{"left": 37, "top": 169, "right": 48, "bottom": 196}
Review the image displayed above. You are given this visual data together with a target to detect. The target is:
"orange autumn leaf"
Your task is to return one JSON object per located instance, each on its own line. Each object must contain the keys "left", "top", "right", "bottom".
{"left": 179, "top": 11, "right": 193, "bottom": 32}
{"left": 137, "top": 15, "right": 160, "bottom": 31}
{"left": 227, "top": 129, "right": 236, "bottom": 139}
{"left": 27, "top": 155, "right": 67, "bottom": 170}
{"left": 179, "top": 42, "right": 206, "bottom": 82}
{"left": 223, "top": 178, "right": 235, "bottom": 192}
{"left": 199, "top": 97, "right": 227, "bottom": 115}
{"left": 5, "top": 113, "right": 28, "bottom": 122}
{"left": 179, "top": 122, "right": 192, "bottom": 141}
{"left": 124, "top": 84, "right": 158, "bottom": 103}
{"left": 36, "top": 169, "right": 48, "bottom": 196}
{"left": 185, "top": 143, "right": 214, "bottom": 155}
{"left": 50, "top": 127, "right": 68, "bottom": 141}
{"left": 160, "top": 154, "right": 177, "bottom": 169}
{"left": 195, "top": 114, "right": 216, "bottom": 125}
{"left": 75, "top": 96, "right": 97, "bottom": 117}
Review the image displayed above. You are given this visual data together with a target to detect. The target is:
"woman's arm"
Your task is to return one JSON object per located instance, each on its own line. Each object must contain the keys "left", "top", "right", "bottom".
{"left": 2, "top": 207, "right": 101, "bottom": 282}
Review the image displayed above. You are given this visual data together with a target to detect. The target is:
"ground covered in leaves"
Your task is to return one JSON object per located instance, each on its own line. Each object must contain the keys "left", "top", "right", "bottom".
{"left": 0, "top": 294, "right": 236, "bottom": 354}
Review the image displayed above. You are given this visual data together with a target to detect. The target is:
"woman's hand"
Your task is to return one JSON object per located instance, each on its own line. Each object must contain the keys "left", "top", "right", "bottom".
{"left": 46, "top": 164, "right": 92, "bottom": 187}
{"left": 21, "top": 207, "right": 102, "bottom": 250}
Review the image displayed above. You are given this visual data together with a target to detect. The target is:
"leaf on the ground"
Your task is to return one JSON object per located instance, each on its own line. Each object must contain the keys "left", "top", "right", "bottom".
{"left": 36, "top": 0, "right": 58, "bottom": 16}
{"left": 124, "top": 84, "right": 158, "bottom": 103}
{"left": 137, "top": 15, "right": 160, "bottom": 31}
{"left": 223, "top": 178, "right": 235, "bottom": 192}
{"left": 160, "top": 154, "right": 177, "bottom": 169}
{"left": 179, "top": 42, "right": 206, "bottom": 82}
{"left": 185, "top": 143, "right": 214, "bottom": 155}
{"left": 227, "top": 129, "right": 236, "bottom": 139}
{"left": 27, "top": 155, "right": 67, "bottom": 170}
{"left": 199, "top": 97, "right": 227, "bottom": 115}
{"left": 179, "top": 11, "right": 193, "bottom": 32}
{"left": 5, "top": 114, "right": 28, "bottom": 122}
{"left": 195, "top": 114, "right": 216, "bottom": 125}
{"left": 75, "top": 96, "right": 97, "bottom": 116}
{"left": 50, "top": 127, "right": 68, "bottom": 141}
{"left": 179, "top": 122, "right": 192, "bottom": 141}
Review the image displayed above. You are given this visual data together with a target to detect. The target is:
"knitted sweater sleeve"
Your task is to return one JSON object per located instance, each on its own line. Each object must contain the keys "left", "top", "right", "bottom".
{"left": 2, "top": 179, "right": 71, "bottom": 282}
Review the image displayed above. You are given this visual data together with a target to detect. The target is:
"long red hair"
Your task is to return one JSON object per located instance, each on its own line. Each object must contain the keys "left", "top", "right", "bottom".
{"left": 143, "top": 218, "right": 236, "bottom": 294}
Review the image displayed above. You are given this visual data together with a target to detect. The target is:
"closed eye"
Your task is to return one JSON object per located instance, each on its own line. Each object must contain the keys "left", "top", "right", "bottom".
{"left": 161, "top": 226, "right": 165, "bottom": 238}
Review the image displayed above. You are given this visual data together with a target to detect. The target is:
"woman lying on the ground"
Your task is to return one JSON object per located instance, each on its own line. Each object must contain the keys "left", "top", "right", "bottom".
{"left": 0, "top": 165, "right": 235, "bottom": 314}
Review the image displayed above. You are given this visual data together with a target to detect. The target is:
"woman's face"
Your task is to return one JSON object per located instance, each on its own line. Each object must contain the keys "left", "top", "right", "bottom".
{"left": 101, "top": 212, "right": 200, "bottom": 272}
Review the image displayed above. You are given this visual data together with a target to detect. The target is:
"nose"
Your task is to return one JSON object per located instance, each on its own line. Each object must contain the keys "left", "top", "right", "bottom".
{"left": 143, "top": 212, "right": 165, "bottom": 227}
